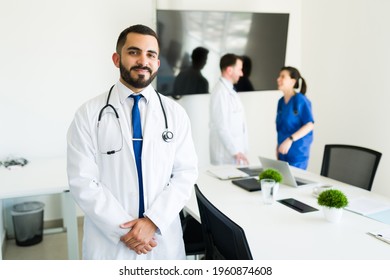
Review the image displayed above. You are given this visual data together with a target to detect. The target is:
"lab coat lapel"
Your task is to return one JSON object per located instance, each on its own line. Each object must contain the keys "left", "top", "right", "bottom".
{"left": 142, "top": 89, "right": 160, "bottom": 168}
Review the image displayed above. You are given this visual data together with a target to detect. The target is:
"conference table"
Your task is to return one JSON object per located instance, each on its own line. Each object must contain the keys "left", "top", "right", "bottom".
{"left": 0, "top": 157, "right": 79, "bottom": 260}
{"left": 185, "top": 165, "right": 390, "bottom": 259}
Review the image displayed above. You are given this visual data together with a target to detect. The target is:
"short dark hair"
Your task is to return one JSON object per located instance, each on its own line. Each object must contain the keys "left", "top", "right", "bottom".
{"left": 116, "top": 24, "right": 160, "bottom": 54}
{"left": 220, "top": 53, "right": 242, "bottom": 71}
{"left": 191, "top": 47, "right": 209, "bottom": 62}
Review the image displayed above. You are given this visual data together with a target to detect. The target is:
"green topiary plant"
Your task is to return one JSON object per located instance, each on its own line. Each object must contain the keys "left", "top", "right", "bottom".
{"left": 317, "top": 189, "right": 348, "bottom": 209}
{"left": 259, "top": 168, "right": 283, "bottom": 183}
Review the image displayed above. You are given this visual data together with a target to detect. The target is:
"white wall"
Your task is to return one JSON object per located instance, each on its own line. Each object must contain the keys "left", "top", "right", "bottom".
{"left": 301, "top": 0, "right": 390, "bottom": 198}
{"left": 0, "top": 0, "right": 156, "bottom": 159}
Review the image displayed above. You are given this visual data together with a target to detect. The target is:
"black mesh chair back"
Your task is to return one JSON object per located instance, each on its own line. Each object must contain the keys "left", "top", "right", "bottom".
{"left": 194, "top": 184, "right": 253, "bottom": 260}
{"left": 320, "top": 144, "right": 382, "bottom": 191}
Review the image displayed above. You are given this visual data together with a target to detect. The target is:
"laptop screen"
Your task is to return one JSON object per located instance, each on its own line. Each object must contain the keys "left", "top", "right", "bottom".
{"left": 259, "top": 156, "right": 317, "bottom": 187}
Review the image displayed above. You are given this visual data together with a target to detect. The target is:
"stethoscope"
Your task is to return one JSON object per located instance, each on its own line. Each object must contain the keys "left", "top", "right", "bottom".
{"left": 97, "top": 85, "right": 173, "bottom": 155}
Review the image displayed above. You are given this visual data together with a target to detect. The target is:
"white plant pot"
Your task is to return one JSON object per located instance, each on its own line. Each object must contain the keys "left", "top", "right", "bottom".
{"left": 323, "top": 207, "right": 343, "bottom": 223}
{"left": 272, "top": 182, "right": 279, "bottom": 197}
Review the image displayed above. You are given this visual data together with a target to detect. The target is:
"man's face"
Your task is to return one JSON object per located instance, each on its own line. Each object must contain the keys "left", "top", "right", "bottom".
{"left": 113, "top": 33, "right": 160, "bottom": 92}
{"left": 231, "top": 59, "right": 243, "bottom": 84}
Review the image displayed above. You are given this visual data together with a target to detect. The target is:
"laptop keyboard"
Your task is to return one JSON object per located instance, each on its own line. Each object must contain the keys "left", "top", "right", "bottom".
{"left": 295, "top": 180, "right": 307, "bottom": 186}
{"left": 237, "top": 167, "right": 263, "bottom": 177}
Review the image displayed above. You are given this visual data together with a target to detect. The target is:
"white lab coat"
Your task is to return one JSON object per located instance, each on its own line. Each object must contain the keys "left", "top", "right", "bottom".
{"left": 67, "top": 82, "right": 198, "bottom": 259}
{"left": 209, "top": 78, "right": 248, "bottom": 165}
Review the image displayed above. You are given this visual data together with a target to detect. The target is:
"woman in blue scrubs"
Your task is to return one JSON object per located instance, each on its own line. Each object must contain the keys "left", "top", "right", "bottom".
{"left": 276, "top": 66, "right": 314, "bottom": 170}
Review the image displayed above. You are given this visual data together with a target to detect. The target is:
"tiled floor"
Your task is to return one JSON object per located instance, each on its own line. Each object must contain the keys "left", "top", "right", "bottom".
{"left": 3, "top": 221, "right": 83, "bottom": 260}
{"left": 3, "top": 220, "right": 201, "bottom": 260}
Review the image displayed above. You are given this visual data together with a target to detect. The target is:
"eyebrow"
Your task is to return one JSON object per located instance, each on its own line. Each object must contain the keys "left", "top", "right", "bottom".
{"left": 126, "top": 46, "right": 158, "bottom": 56}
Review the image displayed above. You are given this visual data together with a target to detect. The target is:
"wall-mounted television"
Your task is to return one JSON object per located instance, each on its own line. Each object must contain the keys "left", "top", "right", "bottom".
{"left": 156, "top": 10, "right": 289, "bottom": 97}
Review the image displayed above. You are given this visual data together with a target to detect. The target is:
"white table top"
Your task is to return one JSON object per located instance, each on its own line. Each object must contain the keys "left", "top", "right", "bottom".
{"left": 185, "top": 165, "right": 390, "bottom": 260}
{"left": 0, "top": 157, "right": 68, "bottom": 199}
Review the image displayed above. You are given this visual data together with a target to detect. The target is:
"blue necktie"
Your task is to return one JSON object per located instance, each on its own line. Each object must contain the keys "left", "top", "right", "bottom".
{"left": 131, "top": 95, "right": 144, "bottom": 218}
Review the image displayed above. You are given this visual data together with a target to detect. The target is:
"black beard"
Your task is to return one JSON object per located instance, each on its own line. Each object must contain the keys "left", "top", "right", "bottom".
{"left": 119, "top": 62, "right": 157, "bottom": 89}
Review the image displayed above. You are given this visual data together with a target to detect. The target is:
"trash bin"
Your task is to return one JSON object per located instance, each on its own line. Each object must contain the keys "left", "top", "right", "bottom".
{"left": 11, "top": 201, "right": 45, "bottom": 246}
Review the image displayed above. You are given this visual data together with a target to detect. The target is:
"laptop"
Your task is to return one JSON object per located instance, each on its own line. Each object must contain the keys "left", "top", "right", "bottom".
{"left": 237, "top": 166, "right": 263, "bottom": 177}
{"left": 259, "top": 156, "right": 319, "bottom": 188}
{"left": 207, "top": 165, "right": 249, "bottom": 180}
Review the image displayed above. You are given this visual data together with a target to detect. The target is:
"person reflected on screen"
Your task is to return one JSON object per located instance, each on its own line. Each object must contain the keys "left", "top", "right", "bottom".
{"left": 156, "top": 22, "right": 182, "bottom": 95}
{"left": 67, "top": 24, "right": 198, "bottom": 259}
{"left": 209, "top": 53, "right": 249, "bottom": 166}
{"left": 172, "top": 46, "right": 209, "bottom": 99}
{"left": 276, "top": 66, "right": 314, "bottom": 170}
{"left": 235, "top": 55, "right": 254, "bottom": 92}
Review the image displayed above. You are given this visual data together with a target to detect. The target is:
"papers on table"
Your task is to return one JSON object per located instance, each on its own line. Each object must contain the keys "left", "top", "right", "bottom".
{"left": 367, "top": 228, "right": 390, "bottom": 245}
{"left": 367, "top": 209, "right": 390, "bottom": 225}
{"left": 346, "top": 197, "right": 390, "bottom": 216}
{"left": 346, "top": 197, "right": 390, "bottom": 225}
{"left": 207, "top": 166, "right": 250, "bottom": 180}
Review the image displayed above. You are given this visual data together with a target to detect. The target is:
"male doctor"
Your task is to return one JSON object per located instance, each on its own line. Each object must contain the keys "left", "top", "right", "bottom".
{"left": 209, "top": 53, "right": 249, "bottom": 165}
{"left": 67, "top": 24, "right": 198, "bottom": 259}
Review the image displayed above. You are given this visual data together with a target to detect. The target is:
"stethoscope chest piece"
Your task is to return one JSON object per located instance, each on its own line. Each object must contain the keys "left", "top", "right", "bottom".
{"left": 162, "top": 130, "right": 174, "bottom": 143}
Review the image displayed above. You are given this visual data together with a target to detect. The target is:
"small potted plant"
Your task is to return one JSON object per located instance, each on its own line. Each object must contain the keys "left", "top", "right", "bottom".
{"left": 259, "top": 168, "right": 283, "bottom": 195}
{"left": 317, "top": 189, "right": 348, "bottom": 223}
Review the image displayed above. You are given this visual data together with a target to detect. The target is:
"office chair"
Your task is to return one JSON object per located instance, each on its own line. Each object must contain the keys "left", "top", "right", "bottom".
{"left": 180, "top": 210, "right": 205, "bottom": 258}
{"left": 320, "top": 144, "right": 382, "bottom": 191}
{"left": 194, "top": 184, "right": 253, "bottom": 260}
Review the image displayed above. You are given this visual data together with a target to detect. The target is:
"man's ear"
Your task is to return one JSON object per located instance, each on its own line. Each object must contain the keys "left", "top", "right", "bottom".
{"left": 112, "top": 52, "right": 120, "bottom": 68}
{"left": 226, "top": 65, "right": 233, "bottom": 76}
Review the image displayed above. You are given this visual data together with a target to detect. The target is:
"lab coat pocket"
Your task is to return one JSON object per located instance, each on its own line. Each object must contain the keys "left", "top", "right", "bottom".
{"left": 152, "top": 138, "right": 175, "bottom": 174}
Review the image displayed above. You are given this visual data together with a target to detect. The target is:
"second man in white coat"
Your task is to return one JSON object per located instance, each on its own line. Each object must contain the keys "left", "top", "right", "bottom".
{"left": 209, "top": 54, "right": 249, "bottom": 166}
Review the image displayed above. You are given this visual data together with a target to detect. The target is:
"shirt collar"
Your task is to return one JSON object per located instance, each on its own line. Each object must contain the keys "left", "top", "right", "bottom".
{"left": 116, "top": 80, "right": 152, "bottom": 104}
{"left": 220, "top": 77, "right": 236, "bottom": 94}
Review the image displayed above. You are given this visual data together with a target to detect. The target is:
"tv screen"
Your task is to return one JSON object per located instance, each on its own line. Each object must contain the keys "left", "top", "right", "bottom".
{"left": 156, "top": 10, "right": 289, "bottom": 97}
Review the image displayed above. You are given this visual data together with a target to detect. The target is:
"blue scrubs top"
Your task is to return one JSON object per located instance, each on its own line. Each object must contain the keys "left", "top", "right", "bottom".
{"left": 276, "top": 93, "right": 314, "bottom": 169}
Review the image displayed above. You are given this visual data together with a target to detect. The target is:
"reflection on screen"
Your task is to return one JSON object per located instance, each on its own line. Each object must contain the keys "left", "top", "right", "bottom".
{"left": 157, "top": 10, "right": 289, "bottom": 96}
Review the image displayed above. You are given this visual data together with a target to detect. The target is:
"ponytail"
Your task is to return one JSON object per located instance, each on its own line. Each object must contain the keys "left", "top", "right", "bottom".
{"left": 299, "top": 77, "right": 307, "bottom": 94}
